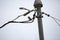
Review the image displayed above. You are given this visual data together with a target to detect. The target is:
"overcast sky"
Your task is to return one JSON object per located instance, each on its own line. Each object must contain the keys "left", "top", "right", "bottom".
{"left": 0, "top": 0, "right": 60, "bottom": 40}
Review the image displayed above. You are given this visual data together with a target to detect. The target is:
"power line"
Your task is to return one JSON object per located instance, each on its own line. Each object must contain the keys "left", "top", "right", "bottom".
{"left": 0, "top": 8, "right": 60, "bottom": 28}
{"left": 50, "top": 16, "right": 60, "bottom": 26}
{"left": 42, "top": 12, "right": 60, "bottom": 27}
{"left": 0, "top": 8, "right": 36, "bottom": 28}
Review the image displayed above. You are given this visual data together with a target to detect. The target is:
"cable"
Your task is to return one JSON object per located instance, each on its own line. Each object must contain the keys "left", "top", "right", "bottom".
{"left": 12, "top": 9, "right": 35, "bottom": 21}
{"left": 12, "top": 10, "right": 34, "bottom": 21}
{"left": 23, "top": 10, "right": 35, "bottom": 16}
{"left": 19, "top": 7, "right": 36, "bottom": 16}
{"left": 50, "top": 16, "right": 60, "bottom": 22}
{"left": 0, "top": 15, "right": 36, "bottom": 28}
{"left": 0, "top": 21, "right": 12, "bottom": 28}
{"left": 1, "top": 9, "right": 60, "bottom": 28}
{"left": 12, "top": 15, "right": 23, "bottom": 21}
{"left": 42, "top": 12, "right": 60, "bottom": 27}
{"left": 0, "top": 20, "right": 33, "bottom": 28}
{"left": 0, "top": 10, "right": 36, "bottom": 28}
{"left": 50, "top": 16, "right": 60, "bottom": 26}
{"left": 12, "top": 7, "right": 36, "bottom": 21}
{"left": 19, "top": 7, "right": 30, "bottom": 11}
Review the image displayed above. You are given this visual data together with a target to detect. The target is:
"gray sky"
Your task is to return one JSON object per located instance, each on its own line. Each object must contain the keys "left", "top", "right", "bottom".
{"left": 0, "top": 0, "right": 60, "bottom": 40}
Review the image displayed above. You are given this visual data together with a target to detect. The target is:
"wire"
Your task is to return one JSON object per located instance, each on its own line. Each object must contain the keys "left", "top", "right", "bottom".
{"left": 0, "top": 10, "right": 36, "bottom": 28}
{"left": 50, "top": 16, "right": 60, "bottom": 22}
{"left": 12, "top": 7, "right": 36, "bottom": 21}
{"left": 12, "top": 9, "right": 35, "bottom": 21}
{"left": 42, "top": 12, "right": 60, "bottom": 27}
{"left": 0, "top": 21, "right": 12, "bottom": 28}
{"left": 0, "top": 20, "right": 33, "bottom": 28}
{"left": 23, "top": 10, "right": 35, "bottom": 16}
{"left": 50, "top": 16, "right": 60, "bottom": 26}
{"left": 19, "top": 7, "right": 30, "bottom": 11}
{"left": 12, "top": 15, "right": 23, "bottom": 21}
{"left": 12, "top": 10, "right": 34, "bottom": 21}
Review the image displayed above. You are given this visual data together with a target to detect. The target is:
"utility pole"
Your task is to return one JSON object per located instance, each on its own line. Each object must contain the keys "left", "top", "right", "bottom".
{"left": 0, "top": 0, "right": 44, "bottom": 40}
{"left": 34, "top": 0, "right": 44, "bottom": 40}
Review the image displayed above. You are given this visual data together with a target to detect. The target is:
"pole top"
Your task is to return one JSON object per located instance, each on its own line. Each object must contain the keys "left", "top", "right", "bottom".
{"left": 34, "top": 0, "right": 43, "bottom": 8}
